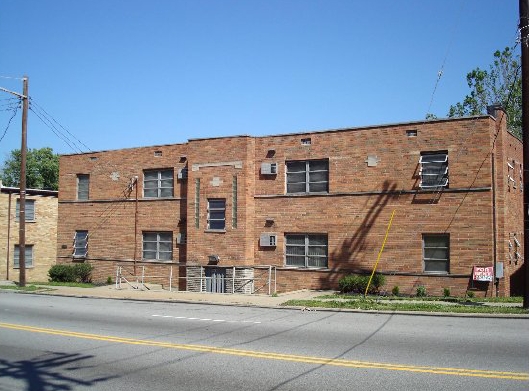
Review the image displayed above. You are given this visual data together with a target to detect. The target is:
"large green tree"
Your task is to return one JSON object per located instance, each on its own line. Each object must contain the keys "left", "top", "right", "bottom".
{"left": 0, "top": 147, "right": 59, "bottom": 190}
{"left": 448, "top": 46, "right": 521, "bottom": 138}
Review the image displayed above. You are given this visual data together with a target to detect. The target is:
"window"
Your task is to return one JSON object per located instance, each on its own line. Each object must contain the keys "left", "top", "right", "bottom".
{"left": 285, "top": 234, "right": 328, "bottom": 268}
{"left": 423, "top": 234, "right": 449, "bottom": 273}
{"left": 142, "top": 232, "right": 173, "bottom": 261}
{"left": 73, "top": 230, "right": 89, "bottom": 258}
{"left": 208, "top": 199, "right": 226, "bottom": 230}
{"left": 14, "top": 245, "right": 33, "bottom": 268}
{"left": 419, "top": 152, "right": 448, "bottom": 188}
{"left": 143, "top": 169, "right": 174, "bottom": 198}
{"left": 77, "top": 174, "right": 89, "bottom": 200}
{"left": 16, "top": 199, "right": 35, "bottom": 221}
{"left": 286, "top": 160, "right": 329, "bottom": 194}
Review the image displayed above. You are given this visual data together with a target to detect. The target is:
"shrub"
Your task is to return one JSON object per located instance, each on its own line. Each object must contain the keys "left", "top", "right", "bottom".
{"left": 338, "top": 273, "right": 385, "bottom": 294}
{"left": 392, "top": 285, "right": 400, "bottom": 296}
{"left": 106, "top": 276, "right": 113, "bottom": 285}
{"left": 48, "top": 263, "right": 93, "bottom": 283}
{"left": 443, "top": 287, "right": 450, "bottom": 297}
{"left": 48, "top": 264, "right": 76, "bottom": 282}
{"left": 74, "top": 263, "right": 93, "bottom": 283}
{"left": 466, "top": 290, "right": 475, "bottom": 298}
{"left": 416, "top": 285, "right": 427, "bottom": 297}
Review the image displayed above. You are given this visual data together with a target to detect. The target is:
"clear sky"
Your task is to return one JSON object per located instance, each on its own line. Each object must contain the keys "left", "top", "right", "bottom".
{"left": 0, "top": 0, "right": 520, "bottom": 161}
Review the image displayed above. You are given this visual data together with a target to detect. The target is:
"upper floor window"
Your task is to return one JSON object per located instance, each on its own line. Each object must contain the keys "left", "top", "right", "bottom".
{"left": 207, "top": 198, "right": 226, "bottom": 230}
{"left": 142, "top": 232, "right": 172, "bottom": 261}
{"left": 286, "top": 160, "right": 329, "bottom": 194}
{"left": 144, "top": 169, "right": 174, "bottom": 198}
{"left": 423, "top": 234, "right": 449, "bottom": 273}
{"left": 16, "top": 199, "right": 35, "bottom": 221}
{"left": 285, "top": 234, "right": 328, "bottom": 268}
{"left": 14, "top": 245, "right": 34, "bottom": 268}
{"left": 419, "top": 152, "right": 448, "bottom": 189}
{"left": 73, "top": 230, "right": 89, "bottom": 258}
{"left": 77, "top": 174, "right": 90, "bottom": 200}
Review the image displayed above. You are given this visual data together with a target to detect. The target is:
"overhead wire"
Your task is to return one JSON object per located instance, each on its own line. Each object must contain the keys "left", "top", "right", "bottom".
{"left": 0, "top": 100, "right": 20, "bottom": 144}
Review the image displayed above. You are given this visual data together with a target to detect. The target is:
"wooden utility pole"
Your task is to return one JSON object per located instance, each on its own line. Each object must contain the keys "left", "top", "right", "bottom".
{"left": 520, "top": 0, "right": 529, "bottom": 309}
{"left": 19, "top": 76, "right": 28, "bottom": 287}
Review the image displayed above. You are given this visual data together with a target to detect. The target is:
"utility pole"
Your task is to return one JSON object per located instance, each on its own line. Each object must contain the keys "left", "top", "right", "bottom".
{"left": 520, "top": 0, "right": 529, "bottom": 309}
{"left": 0, "top": 77, "right": 28, "bottom": 287}
{"left": 19, "top": 76, "right": 28, "bottom": 287}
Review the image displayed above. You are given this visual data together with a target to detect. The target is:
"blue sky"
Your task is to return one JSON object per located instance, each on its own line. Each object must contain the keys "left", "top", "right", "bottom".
{"left": 0, "top": 0, "right": 520, "bottom": 161}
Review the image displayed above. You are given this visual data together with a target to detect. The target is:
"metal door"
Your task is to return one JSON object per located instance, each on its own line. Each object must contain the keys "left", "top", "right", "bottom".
{"left": 205, "top": 267, "right": 226, "bottom": 293}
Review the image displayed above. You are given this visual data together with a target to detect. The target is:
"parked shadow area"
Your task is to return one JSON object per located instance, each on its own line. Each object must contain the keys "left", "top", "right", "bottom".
{"left": 0, "top": 351, "right": 115, "bottom": 391}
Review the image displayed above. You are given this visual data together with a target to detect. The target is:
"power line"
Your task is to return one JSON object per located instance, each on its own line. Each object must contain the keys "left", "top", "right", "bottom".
{"left": 0, "top": 102, "right": 20, "bottom": 144}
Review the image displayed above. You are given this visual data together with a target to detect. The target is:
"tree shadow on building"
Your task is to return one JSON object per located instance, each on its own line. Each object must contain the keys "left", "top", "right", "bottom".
{"left": 325, "top": 180, "right": 398, "bottom": 290}
{"left": 0, "top": 351, "right": 115, "bottom": 391}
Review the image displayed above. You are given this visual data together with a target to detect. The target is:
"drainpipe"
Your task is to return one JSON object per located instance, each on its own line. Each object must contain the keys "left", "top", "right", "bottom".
{"left": 491, "top": 152, "right": 498, "bottom": 297}
{"left": 6, "top": 192, "right": 12, "bottom": 280}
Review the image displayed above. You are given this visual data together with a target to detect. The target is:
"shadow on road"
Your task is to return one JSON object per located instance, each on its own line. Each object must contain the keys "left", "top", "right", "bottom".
{"left": 0, "top": 351, "right": 115, "bottom": 391}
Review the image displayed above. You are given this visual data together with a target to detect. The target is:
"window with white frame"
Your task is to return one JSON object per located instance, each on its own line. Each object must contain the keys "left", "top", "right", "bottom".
{"left": 286, "top": 160, "right": 329, "bottom": 194}
{"left": 14, "top": 245, "right": 34, "bottom": 268}
{"left": 143, "top": 169, "right": 174, "bottom": 198}
{"left": 77, "top": 174, "right": 90, "bottom": 200}
{"left": 16, "top": 199, "right": 35, "bottom": 221}
{"left": 73, "top": 230, "right": 89, "bottom": 258}
{"left": 419, "top": 152, "right": 448, "bottom": 188}
{"left": 207, "top": 199, "right": 226, "bottom": 230}
{"left": 285, "top": 234, "right": 328, "bottom": 268}
{"left": 142, "top": 232, "right": 173, "bottom": 261}
{"left": 423, "top": 234, "right": 449, "bottom": 273}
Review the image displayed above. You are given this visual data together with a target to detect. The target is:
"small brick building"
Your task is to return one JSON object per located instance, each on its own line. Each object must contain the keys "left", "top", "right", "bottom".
{"left": 57, "top": 108, "right": 525, "bottom": 296}
{"left": 1, "top": 182, "right": 58, "bottom": 282}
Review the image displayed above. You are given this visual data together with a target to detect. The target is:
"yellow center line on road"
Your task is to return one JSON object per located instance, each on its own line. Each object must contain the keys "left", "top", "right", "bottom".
{"left": 1, "top": 322, "right": 527, "bottom": 381}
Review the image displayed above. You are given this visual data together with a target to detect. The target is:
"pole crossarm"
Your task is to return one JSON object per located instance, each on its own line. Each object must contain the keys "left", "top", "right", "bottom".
{"left": 0, "top": 86, "right": 27, "bottom": 99}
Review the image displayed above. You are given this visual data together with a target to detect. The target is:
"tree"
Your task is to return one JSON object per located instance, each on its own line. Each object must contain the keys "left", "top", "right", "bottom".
{"left": 0, "top": 147, "right": 59, "bottom": 190}
{"left": 448, "top": 46, "right": 521, "bottom": 138}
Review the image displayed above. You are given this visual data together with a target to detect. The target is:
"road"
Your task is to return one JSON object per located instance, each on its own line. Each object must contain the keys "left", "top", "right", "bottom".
{"left": 0, "top": 292, "right": 527, "bottom": 391}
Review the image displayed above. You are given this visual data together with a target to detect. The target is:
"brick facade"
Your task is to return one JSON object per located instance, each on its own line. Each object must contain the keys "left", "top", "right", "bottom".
{"left": 57, "top": 111, "right": 525, "bottom": 296}
{"left": 1, "top": 184, "right": 58, "bottom": 282}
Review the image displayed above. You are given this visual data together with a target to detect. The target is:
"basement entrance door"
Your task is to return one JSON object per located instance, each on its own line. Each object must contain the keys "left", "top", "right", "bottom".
{"left": 205, "top": 267, "right": 226, "bottom": 293}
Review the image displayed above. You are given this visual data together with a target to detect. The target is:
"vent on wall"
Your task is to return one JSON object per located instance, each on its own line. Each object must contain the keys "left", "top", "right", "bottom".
{"left": 260, "top": 233, "right": 277, "bottom": 247}
{"left": 176, "top": 233, "right": 186, "bottom": 244}
{"left": 261, "top": 162, "right": 278, "bottom": 175}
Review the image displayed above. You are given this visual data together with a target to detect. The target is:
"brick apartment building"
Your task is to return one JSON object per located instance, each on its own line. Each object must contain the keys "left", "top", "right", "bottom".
{"left": 56, "top": 107, "right": 525, "bottom": 296}
{"left": 1, "top": 181, "right": 58, "bottom": 282}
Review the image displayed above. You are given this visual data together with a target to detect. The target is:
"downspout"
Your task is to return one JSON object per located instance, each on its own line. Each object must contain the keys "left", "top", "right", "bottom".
{"left": 492, "top": 152, "right": 498, "bottom": 297}
{"left": 6, "top": 192, "right": 12, "bottom": 280}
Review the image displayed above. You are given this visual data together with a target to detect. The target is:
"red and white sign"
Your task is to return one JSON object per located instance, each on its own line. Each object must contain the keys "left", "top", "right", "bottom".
{"left": 472, "top": 266, "right": 494, "bottom": 282}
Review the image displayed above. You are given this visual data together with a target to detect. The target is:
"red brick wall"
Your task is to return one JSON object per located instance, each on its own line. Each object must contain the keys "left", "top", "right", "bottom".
{"left": 57, "top": 115, "right": 524, "bottom": 296}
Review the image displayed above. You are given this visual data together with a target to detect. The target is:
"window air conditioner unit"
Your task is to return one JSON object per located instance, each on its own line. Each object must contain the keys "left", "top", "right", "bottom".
{"left": 178, "top": 168, "right": 188, "bottom": 180}
{"left": 261, "top": 162, "right": 278, "bottom": 175}
{"left": 260, "top": 233, "right": 277, "bottom": 247}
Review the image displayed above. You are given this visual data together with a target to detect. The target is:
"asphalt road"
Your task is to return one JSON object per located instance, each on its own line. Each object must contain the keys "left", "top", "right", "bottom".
{"left": 0, "top": 292, "right": 528, "bottom": 391}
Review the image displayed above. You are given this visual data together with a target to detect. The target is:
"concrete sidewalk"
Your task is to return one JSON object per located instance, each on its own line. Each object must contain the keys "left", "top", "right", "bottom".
{"left": 0, "top": 281, "right": 323, "bottom": 308}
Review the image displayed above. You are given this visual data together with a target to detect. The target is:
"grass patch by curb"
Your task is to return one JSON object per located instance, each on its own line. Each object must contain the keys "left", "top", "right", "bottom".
{"left": 282, "top": 299, "right": 528, "bottom": 315}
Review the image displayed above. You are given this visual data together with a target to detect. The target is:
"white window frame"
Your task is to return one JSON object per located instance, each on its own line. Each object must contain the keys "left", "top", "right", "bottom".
{"left": 207, "top": 198, "right": 226, "bottom": 230}
{"left": 73, "top": 230, "right": 89, "bottom": 258}
{"left": 142, "top": 232, "right": 173, "bottom": 261}
{"left": 285, "top": 234, "right": 328, "bottom": 268}
{"left": 16, "top": 199, "right": 35, "bottom": 221}
{"left": 143, "top": 169, "right": 174, "bottom": 198}
{"left": 14, "top": 245, "right": 34, "bottom": 268}
{"left": 77, "top": 174, "right": 90, "bottom": 200}
{"left": 286, "top": 159, "right": 329, "bottom": 194}
{"left": 419, "top": 152, "right": 448, "bottom": 189}
{"left": 423, "top": 234, "right": 449, "bottom": 274}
